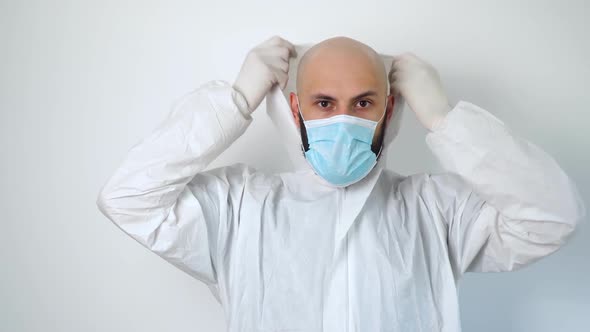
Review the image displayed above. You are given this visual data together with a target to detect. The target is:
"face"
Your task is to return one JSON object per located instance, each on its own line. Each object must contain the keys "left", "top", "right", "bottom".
{"left": 289, "top": 52, "right": 395, "bottom": 149}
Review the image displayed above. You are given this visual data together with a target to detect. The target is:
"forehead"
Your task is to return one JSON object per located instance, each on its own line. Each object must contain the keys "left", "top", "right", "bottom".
{"left": 298, "top": 52, "right": 384, "bottom": 98}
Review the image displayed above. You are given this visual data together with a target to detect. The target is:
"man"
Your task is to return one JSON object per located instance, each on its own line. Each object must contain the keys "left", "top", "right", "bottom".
{"left": 97, "top": 35, "right": 585, "bottom": 331}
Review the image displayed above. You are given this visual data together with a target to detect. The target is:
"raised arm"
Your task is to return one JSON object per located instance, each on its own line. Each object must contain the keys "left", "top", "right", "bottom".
{"left": 389, "top": 52, "right": 585, "bottom": 279}
{"left": 424, "top": 100, "right": 585, "bottom": 277}
{"left": 97, "top": 36, "right": 297, "bottom": 286}
{"left": 96, "top": 80, "right": 253, "bottom": 284}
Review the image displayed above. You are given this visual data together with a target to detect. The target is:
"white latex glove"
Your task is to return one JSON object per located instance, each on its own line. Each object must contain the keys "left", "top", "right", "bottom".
{"left": 233, "top": 35, "right": 297, "bottom": 113}
{"left": 389, "top": 52, "right": 452, "bottom": 130}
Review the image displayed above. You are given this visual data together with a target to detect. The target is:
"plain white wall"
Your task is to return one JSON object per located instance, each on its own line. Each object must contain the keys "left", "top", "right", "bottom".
{"left": 1, "top": 0, "right": 588, "bottom": 331}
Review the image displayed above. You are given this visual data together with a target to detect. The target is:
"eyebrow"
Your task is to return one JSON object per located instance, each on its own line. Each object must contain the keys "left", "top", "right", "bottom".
{"left": 310, "top": 90, "right": 378, "bottom": 101}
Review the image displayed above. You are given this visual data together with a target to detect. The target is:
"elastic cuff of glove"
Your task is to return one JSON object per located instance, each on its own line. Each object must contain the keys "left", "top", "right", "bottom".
{"left": 230, "top": 85, "right": 254, "bottom": 119}
{"left": 230, "top": 83, "right": 254, "bottom": 116}
{"left": 430, "top": 105, "right": 452, "bottom": 132}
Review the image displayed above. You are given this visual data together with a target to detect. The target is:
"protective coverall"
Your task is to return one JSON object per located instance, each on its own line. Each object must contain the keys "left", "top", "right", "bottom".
{"left": 96, "top": 44, "right": 586, "bottom": 331}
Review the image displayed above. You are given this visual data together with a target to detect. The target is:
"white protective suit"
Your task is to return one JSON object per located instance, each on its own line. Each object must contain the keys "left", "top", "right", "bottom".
{"left": 96, "top": 44, "right": 586, "bottom": 331}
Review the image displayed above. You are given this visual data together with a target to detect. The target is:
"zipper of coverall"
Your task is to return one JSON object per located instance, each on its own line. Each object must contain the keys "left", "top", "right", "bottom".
{"left": 340, "top": 186, "right": 350, "bottom": 332}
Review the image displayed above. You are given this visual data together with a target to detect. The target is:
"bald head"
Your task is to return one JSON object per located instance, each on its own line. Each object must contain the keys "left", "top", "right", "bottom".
{"left": 296, "top": 36, "right": 388, "bottom": 96}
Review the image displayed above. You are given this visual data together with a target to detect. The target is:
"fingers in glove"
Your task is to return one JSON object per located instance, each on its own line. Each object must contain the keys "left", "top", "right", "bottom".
{"left": 266, "top": 35, "right": 298, "bottom": 59}
{"left": 275, "top": 69, "right": 289, "bottom": 89}
{"left": 264, "top": 46, "right": 293, "bottom": 65}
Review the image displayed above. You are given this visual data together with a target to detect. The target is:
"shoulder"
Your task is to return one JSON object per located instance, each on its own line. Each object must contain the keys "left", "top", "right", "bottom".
{"left": 382, "top": 169, "right": 473, "bottom": 199}
{"left": 193, "top": 162, "right": 285, "bottom": 190}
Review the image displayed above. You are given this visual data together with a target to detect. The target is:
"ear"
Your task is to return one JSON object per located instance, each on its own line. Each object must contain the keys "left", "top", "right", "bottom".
{"left": 385, "top": 94, "right": 395, "bottom": 125}
{"left": 289, "top": 92, "right": 301, "bottom": 129}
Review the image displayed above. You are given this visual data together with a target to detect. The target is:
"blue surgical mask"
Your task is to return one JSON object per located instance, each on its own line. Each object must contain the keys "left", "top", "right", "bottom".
{"left": 296, "top": 95, "right": 387, "bottom": 187}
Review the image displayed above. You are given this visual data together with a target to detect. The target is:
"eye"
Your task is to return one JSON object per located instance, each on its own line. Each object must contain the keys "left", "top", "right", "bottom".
{"left": 316, "top": 100, "right": 332, "bottom": 109}
{"left": 357, "top": 100, "right": 372, "bottom": 108}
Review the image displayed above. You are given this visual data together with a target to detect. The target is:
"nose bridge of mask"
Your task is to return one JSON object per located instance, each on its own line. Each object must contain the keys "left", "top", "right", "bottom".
{"left": 304, "top": 114, "right": 379, "bottom": 131}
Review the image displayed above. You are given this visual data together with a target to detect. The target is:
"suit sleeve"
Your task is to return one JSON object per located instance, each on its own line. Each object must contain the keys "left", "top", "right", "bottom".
{"left": 96, "top": 80, "right": 253, "bottom": 285}
{"left": 423, "top": 101, "right": 586, "bottom": 278}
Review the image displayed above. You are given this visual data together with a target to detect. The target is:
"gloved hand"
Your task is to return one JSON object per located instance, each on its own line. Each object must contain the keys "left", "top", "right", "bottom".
{"left": 233, "top": 35, "right": 297, "bottom": 113}
{"left": 388, "top": 52, "right": 452, "bottom": 130}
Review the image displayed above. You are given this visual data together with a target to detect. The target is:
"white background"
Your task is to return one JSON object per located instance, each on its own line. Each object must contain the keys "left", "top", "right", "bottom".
{"left": 1, "top": 0, "right": 588, "bottom": 331}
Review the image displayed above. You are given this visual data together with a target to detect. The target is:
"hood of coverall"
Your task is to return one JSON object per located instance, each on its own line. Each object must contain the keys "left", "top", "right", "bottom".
{"left": 265, "top": 43, "right": 405, "bottom": 172}
{"left": 264, "top": 43, "right": 406, "bottom": 244}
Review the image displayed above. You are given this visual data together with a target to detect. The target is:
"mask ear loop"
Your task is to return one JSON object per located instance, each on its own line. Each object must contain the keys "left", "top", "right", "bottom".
{"left": 374, "top": 96, "right": 390, "bottom": 161}
{"left": 295, "top": 94, "right": 310, "bottom": 152}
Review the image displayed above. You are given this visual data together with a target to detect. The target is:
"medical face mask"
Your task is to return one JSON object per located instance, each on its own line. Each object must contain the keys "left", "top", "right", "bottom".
{"left": 295, "top": 95, "right": 387, "bottom": 187}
